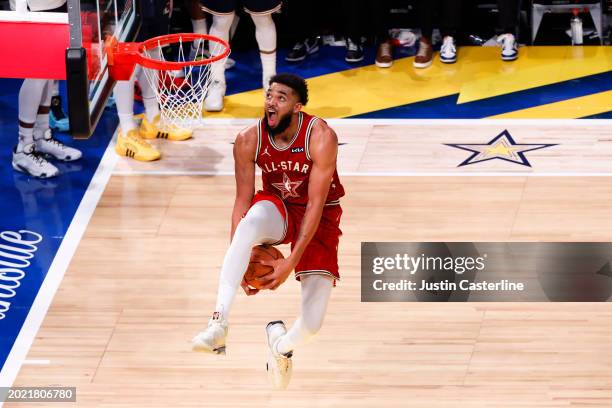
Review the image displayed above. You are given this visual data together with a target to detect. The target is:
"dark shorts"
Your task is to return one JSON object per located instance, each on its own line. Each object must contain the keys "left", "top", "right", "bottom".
{"left": 251, "top": 190, "right": 343, "bottom": 284}
{"left": 137, "top": 0, "right": 171, "bottom": 40}
{"left": 201, "top": 0, "right": 281, "bottom": 16}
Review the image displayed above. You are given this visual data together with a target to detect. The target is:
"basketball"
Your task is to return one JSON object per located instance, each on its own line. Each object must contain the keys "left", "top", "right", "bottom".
{"left": 244, "top": 245, "right": 284, "bottom": 290}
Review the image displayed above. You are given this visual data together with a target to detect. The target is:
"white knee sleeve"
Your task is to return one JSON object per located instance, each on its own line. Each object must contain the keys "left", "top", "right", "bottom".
{"left": 251, "top": 14, "right": 276, "bottom": 52}
{"left": 214, "top": 200, "right": 284, "bottom": 319}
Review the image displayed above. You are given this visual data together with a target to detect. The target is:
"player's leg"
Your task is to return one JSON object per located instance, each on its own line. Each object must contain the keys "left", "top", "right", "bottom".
{"left": 13, "top": 79, "right": 59, "bottom": 178}
{"left": 245, "top": 1, "right": 279, "bottom": 90}
{"left": 136, "top": 49, "right": 193, "bottom": 142}
{"left": 265, "top": 204, "right": 342, "bottom": 389}
{"left": 266, "top": 274, "right": 333, "bottom": 389}
{"left": 192, "top": 199, "right": 285, "bottom": 354}
{"left": 202, "top": 0, "right": 236, "bottom": 111}
{"left": 33, "top": 80, "right": 82, "bottom": 162}
{"left": 114, "top": 68, "right": 161, "bottom": 161}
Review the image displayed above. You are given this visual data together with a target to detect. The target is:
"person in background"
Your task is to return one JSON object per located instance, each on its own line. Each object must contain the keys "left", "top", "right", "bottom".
{"left": 413, "top": 0, "right": 462, "bottom": 68}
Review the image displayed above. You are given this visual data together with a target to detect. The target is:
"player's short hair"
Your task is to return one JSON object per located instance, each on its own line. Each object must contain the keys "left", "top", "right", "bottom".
{"left": 269, "top": 73, "right": 308, "bottom": 105}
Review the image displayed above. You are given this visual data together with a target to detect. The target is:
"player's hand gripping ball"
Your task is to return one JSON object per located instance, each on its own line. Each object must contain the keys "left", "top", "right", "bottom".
{"left": 244, "top": 245, "right": 284, "bottom": 290}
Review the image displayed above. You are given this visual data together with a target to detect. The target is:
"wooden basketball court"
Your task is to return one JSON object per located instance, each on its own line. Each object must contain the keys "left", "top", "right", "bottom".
{"left": 8, "top": 120, "right": 612, "bottom": 407}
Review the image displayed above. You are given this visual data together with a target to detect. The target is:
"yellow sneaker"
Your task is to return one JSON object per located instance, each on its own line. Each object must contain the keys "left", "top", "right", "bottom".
{"left": 139, "top": 115, "right": 192, "bottom": 141}
{"left": 115, "top": 129, "right": 161, "bottom": 161}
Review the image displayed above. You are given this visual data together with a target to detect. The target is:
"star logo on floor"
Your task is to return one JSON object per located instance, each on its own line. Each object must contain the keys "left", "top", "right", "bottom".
{"left": 445, "top": 129, "right": 557, "bottom": 167}
{"left": 272, "top": 172, "right": 303, "bottom": 199}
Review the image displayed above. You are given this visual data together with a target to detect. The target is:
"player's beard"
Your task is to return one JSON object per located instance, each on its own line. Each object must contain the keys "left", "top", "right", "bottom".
{"left": 265, "top": 111, "right": 293, "bottom": 136}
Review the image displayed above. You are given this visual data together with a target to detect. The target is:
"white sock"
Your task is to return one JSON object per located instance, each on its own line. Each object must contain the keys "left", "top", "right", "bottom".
{"left": 137, "top": 67, "right": 159, "bottom": 122}
{"left": 251, "top": 14, "right": 276, "bottom": 89}
{"left": 260, "top": 53, "right": 276, "bottom": 90}
{"left": 114, "top": 69, "right": 137, "bottom": 132}
{"left": 33, "top": 113, "right": 49, "bottom": 141}
{"left": 214, "top": 200, "right": 284, "bottom": 320}
{"left": 17, "top": 126, "right": 34, "bottom": 152}
{"left": 208, "top": 13, "right": 234, "bottom": 83}
{"left": 276, "top": 275, "right": 333, "bottom": 355}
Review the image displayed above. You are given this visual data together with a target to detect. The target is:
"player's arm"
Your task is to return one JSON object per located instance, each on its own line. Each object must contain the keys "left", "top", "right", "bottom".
{"left": 230, "top": 127, "right": 257, "bottom": 241}
{"left": 260, "top": 121, "right": 338, "bottom": 290}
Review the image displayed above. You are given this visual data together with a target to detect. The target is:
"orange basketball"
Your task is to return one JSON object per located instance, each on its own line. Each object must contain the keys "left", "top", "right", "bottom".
{"left": 244, "top": 245, "right": 284, "bottom": 290}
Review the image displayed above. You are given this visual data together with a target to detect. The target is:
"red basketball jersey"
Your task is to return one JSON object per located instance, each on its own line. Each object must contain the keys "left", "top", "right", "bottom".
{"left": 255, "top": 111, "right": 345, "bottom": 206}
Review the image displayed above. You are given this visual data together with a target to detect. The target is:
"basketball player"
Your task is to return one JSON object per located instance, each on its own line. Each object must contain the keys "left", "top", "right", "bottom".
{"left": 113, "top": 0, "right": 192, "bottom": 162}
{"left": 11, "top": 0, "right": 82, "bottom": 178}
{"left": 201, "top": 0, "right": 279, "bottom": 111}
{"left": 192, "top": 73, "right": 344, "bottom": 390}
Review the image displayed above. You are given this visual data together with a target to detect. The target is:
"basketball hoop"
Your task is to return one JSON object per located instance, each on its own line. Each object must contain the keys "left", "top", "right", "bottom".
{"left": 106, "top": 33, "right": 230, "bottom": 130}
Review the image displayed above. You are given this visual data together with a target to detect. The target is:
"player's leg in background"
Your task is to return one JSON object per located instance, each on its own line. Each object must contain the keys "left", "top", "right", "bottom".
{"left": 496, "top": 0, "right": 519, "bottom": 61}
{"left": 204, "top": 6, "right": 235, "bottom": 111}
{"left": 113, "top": 68, "right": 161, "bottom": 161}
{"left": 266, "top": 274, "right": 333, "bottom": 389}
{"left": 33, "top": 80, "right": 82, "bottom": 162}
{"left": 49, "top": 80, "right": 70, "bottom": 132}
{"left": 192, "top": 200, "right": 285, "bottom": 354}
{"left": 13, "top": 79, "right": 59, "bottom": 178}
{"left": 185, "top": 0, "right": 209, "bottom": 58}
{"left": 248, "top": 11, "right": 277, "bottom": 90}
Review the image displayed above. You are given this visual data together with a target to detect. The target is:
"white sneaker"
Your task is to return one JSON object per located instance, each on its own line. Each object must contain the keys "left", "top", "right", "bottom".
{"left": 12, "top": 144, "right": 59, "bottom": 179}
{"left": 204, "top": 80, "right": 226, "bottom": 112}
{"left": 497, "top": 33, "right": 518, "bottom": 61}
{"left": 440, "top": 36, "right": 457, "bottom": 64}
{"left": 192, "top": 313, "right": 228, "bottom": 355}
{"left": 35, "top": 129, "right": 82, "bottom": 161}
{"left": 266, "top": 321, "right": 292, "bottom": 390}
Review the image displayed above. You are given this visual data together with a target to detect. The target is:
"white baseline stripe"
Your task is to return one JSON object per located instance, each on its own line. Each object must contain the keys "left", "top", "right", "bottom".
{"left": 0, "top": 131, "right": 119, "bottom": 398}
{"left": 197, "top": 118, "right": 612, "bottom": 127}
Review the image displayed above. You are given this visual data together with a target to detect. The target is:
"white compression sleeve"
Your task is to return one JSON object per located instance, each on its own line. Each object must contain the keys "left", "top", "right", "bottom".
{"left": 276, "top": 275, "right": 334, "bottom": 355}
{"left": 214, "top": 200, "right": 284, "bottom": 319}
{"left": 208, "top": 13, "right": 234, "bottom": 83}
{"left": 250, "top": 14, "right": 276, "bottom": 88}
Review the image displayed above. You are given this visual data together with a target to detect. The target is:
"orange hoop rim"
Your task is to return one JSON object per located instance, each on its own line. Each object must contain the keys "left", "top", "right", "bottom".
{"left": 137, "top": 33, "right": 231, "bottom": 70}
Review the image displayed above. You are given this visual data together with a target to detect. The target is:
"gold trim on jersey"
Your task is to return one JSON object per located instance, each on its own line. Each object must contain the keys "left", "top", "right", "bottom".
{"left": 295, "top": 270, "right": 339, "bottom": 281}
{"left": 255, "top": 119, "right": 262, "bottom": 162}
{"left": 200, "top": 6, "right": 235, "bottom": 16}
{"left": 243, "top": 3, "right": 282, "bottom": 15}
{"left": 304, "top": 116, "right": 319, "bottom": 161}
{"left": 268, "top": 112, "right": 303, "bottom": 151}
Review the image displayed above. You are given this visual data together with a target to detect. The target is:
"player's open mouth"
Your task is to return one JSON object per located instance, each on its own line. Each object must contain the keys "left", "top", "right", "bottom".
{"left": 267, "top": 110, "right": 277, "bottom": 123}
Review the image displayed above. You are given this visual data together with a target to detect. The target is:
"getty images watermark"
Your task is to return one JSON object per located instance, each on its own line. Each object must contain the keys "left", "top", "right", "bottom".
{"left": 361, "top": 242, "right": 612, "bottom": 302}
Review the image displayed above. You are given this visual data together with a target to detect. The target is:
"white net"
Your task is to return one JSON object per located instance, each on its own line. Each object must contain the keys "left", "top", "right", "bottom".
{"left": 140, "top": 36, "right": 229, "bottom": 130}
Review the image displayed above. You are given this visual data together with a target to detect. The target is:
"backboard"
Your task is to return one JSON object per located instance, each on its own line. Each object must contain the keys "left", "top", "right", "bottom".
{"left": 66, "top": 0, "right": 140, "bottom": 138}
{"left": 0, "top": 0, "right": 140, "bottom": 139}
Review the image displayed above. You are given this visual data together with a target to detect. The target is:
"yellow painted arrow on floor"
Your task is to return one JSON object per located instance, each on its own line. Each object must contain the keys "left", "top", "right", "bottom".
{"left": 203, "top": 46, "right": 612, "bottom": 119}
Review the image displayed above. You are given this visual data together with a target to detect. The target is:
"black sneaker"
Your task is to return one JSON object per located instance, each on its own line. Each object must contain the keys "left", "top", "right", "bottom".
{"left": 285, "top": 37, "right": 320, "bottom": 63}
{"left": 345, "top": 38, "right": 364, "bottom": 63}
